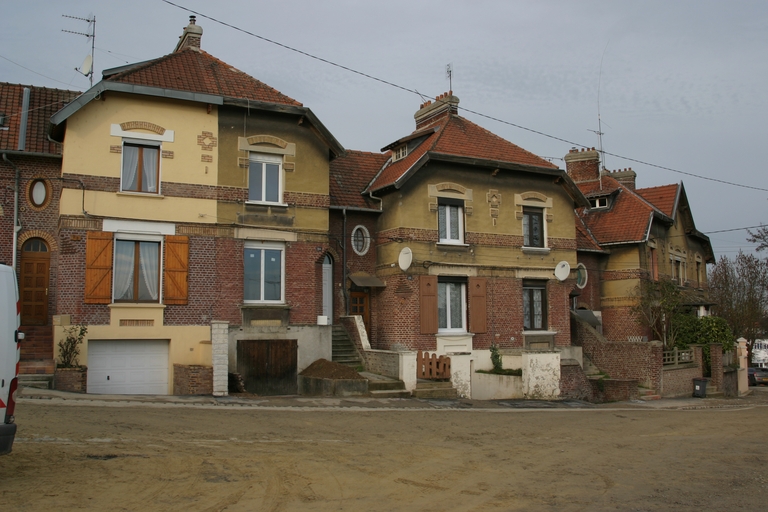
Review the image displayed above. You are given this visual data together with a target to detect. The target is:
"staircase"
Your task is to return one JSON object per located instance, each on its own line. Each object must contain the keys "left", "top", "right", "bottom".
{"left": 411, "top": 380, "right": 458, "bottom": 399}
{"left": 361, "top": 372, "right": 411, "bottom": 398}
{"left": 582, "top": 355, "right": 602, "bottom": 377}
{"left": 331, "top": 325, "right": 363, "bottom": 368}
{"left": 637, "top": 386, "right": 661, "bottom": 401}
{"left": 18, "top": 325, "right": 55, "bottom": 389}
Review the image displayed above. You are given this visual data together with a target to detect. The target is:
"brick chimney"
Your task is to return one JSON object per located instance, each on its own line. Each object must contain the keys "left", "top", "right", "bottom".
{"left": 414, "top": 92, "right": 459, "bottom": 129}
{"left": 564, "top": 147, "right": 601, "bottom": 183}
{"left": 174, "top": 16, "right": 203, "bottom": 52}
{"left": 610, "top": 168, "right": 637, "bottom": 191}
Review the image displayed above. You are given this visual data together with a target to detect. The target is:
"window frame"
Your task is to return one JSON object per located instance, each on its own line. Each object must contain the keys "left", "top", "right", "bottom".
{"left": 243, "top": 241, "right": 285, "bottom": 304}
{"left": 522, "top": 280, "right": 548, "bottom": 331}
{"left": 112, "top": 233, "right": 163, "bottom": 304}
{"left": 247, "top": 153, "right": 284, "bottom": 205}
{"left": 351, "top": 225, "right": 370, "bottom": 256}
{"left": 522, "top": 206, "right": 545, "bottom": 248}
{"left": 437, "top": 198, "right": 464, "bottom": 245}
{"left": 392, "top": 144, "right": 408, "bottom": 162}
{"left": 437, "top": 278, "right": 467, "bottom": 333}
{"left": 120, "top": 140, "right": 161, "bottom": 195}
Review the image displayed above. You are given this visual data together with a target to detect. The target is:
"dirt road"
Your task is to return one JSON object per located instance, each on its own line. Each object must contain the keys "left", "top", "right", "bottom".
{"left": 1, "top": 397, "right": 766, "bottom": 511}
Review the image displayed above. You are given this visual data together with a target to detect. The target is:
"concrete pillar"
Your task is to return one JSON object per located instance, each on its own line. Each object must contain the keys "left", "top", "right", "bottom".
{"left": 211, "top": 321, "right": 229, "bottom": 397}
{"left": 522, "top": 351, "right": 561, "bottom": 399}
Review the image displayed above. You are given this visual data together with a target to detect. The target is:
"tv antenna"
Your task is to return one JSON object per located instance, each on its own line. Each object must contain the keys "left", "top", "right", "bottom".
{"left": 62, "top": 14, "right": 95, "bottom": 87}
{"left": 445, "top": 63, "right": 453, "bottom": 92}
{"left": 591, "top": 42, "right": 610, "bottom": 190}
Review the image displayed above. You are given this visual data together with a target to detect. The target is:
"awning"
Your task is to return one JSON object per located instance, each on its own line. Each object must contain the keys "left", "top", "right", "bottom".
{"left": 574, "top": 309, "right": 601, "bottom": 327}
{"left": 349, "top": 272, "right": 386, "bottom": 288}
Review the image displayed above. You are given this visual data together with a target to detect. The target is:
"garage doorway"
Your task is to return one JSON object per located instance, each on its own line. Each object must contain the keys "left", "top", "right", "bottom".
{"left": 237, "top": 339, "right": 298, "bottom": 395}
{"left": 87, "top": 340, "right": 169, "bottom": 395}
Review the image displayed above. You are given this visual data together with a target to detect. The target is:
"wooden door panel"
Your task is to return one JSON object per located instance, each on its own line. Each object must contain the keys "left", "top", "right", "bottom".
{"left": 237, "top": 339, "right": 298, "bottom": 396}
{"left": 20, "top": 252, "right": 49, "bottom": 326}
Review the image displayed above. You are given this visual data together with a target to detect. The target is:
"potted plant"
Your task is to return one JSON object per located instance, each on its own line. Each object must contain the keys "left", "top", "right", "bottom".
{"left": 54, "top": 324, "right": 88, "bottom": 393}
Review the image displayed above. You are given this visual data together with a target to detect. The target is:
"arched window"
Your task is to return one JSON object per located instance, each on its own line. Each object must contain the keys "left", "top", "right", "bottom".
{"left": 23, "top": 238, "right": 48, "bottom": 252}
{"left": 351, "top": 225, "right": 370, "bottom": 256}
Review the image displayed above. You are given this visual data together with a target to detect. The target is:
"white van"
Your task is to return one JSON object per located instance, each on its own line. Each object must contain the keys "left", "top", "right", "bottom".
{"left": 0, "top": 264, "right": 23, "bottom": 455}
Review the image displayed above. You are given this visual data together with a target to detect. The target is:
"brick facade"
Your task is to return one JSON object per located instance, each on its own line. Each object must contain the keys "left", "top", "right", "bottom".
{"left": 54, "top": 367, "right": 87, "bottom": 393}
{"left": 173, "top": 364, "right": 213, "bottom": 395}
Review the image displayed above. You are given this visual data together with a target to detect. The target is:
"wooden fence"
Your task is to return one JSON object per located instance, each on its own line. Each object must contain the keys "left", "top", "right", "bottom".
{"left": 417, "top": 351, "right": 451, "bottom": 380}
{"left": 662, "top": 347, "right": 694, "bottom": 366}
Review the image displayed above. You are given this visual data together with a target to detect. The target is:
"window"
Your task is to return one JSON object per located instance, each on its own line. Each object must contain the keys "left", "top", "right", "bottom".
{"left": 523, "top": 281, "right": 547, "bottom": 330}
{"left": 392, "top": 144, "right": 408, "bottom": 162}
{"left": 244, "top": 242, "right": 284, "bottom": 303}
{"left": 575, "top": 263, "right": 588, "bottom": 289}
{"left": 438, "top": 280, "right": 466, "bottom": 332}
{"left": 28, "top": 179, "right": 51, "bottom": 208}
{"left": 589, "top": 197, "right": 608, "bottom": 209}
{"left": 84, "top": 231, "right": 188, "bottom": 305}
{"left": 438, "top": 199, "right": 464, "bottom": 244}
{"left": 122, "top": 142, "right": 160, "bottom": 193}
{"left": 523, "top": 207, "right": 544, "bottom": 247}
{"left": 248, "top": 153, "right": 282, "bottom": 204}
{"left": 351, "top": 225, "right": 370, "bottom": 256}
{"left": 113, "top": 240, "right": 160, "bottom": 302}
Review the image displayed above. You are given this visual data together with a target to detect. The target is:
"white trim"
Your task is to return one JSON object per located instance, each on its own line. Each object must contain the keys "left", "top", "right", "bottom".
{"left": 438, "top": 203, "right": 464, "bottom": 244}
{"left": 111, "top": 124, "right": 175, "bottom": 142}
{"left": 103, "top": 219, "right": 175, "bottom": 235}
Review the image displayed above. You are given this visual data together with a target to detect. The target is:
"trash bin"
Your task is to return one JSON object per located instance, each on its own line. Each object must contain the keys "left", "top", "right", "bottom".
{"left": 692, "top": 378, "right": 708, "bottom": 398}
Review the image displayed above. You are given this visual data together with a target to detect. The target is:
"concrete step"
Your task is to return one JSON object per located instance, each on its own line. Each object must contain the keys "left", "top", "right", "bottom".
{"left": 412, "top": 387, "right": 458, "bottom": 399}
{"left": 368, "top": 380, "right": 405, "bottom": 392}
{"left": 19, "top": 359, "right": 55, "bottom": 375}
{"left": 18, "top": 373, "right": 53, "bottom": 390}
{"left": 639, "top": 394, "right": 661, "bottom": 401}
{"left": 370, "top": 389, "right": 411, "bottom": 398}
{"left": 415, "top": 380, "right": 453, "bottom": 389}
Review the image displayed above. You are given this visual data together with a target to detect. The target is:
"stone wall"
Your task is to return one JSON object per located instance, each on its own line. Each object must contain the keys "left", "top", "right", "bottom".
{"left": 173, "top": 364, "right": 213, "bottom": 395}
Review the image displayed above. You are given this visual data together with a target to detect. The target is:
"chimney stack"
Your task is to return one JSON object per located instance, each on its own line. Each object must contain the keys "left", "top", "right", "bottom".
{"left": 611, "top": 168, "right": 637, "bottom": 191}
{"left": 563, "top": 147, "right": 601, "bottom": 183}
{"left": 174, "top": 16, "right": 203, "bottom": 52}
{"left": 414, "top": 92, "right": 459, "bottom": 129}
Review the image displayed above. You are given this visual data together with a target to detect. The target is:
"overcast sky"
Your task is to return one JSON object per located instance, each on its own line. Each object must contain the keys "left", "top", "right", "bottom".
{"left": 2, "top": 1, "right": 766, "bottom": 260}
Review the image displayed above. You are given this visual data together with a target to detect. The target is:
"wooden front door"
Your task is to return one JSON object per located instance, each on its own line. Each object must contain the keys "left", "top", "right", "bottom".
{"left": 20, "top": 238, "right": 50, "bottom": 326}
{"left": 350, "top": 291, "right": 370, "bottom": 332}
{"left": 237, "top": 339, "right": 298, "bottom": 395}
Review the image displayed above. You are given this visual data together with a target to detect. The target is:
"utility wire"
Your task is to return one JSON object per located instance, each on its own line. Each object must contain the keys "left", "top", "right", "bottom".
{"left": 158, "top": 1, "right": 768, "bottom": 194}
{"left": 0, "top": 53, "right": 83, "bottom": 88}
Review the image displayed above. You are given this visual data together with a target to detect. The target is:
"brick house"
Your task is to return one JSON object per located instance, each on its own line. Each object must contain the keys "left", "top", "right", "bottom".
{"left": 0, "top": 82, "right": 80, "bottom": 380}
{"left": 331, "top": 93, "right": 589, "bottom": 367}
{"left": 565, "top": 148, "right": 715, "bottom": 342}
{"left": 48, "top": 17, "right": 343, "bottom": 395}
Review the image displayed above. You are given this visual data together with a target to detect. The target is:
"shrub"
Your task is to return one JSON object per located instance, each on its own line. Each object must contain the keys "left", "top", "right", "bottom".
{"left": 490, "top": 343, "right": 503, "bottom": 373}
{"left": 57, "top": 324, "right": 87, "bottom": 368}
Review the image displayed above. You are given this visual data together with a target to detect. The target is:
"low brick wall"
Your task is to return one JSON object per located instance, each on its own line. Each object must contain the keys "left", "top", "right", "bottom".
{"left": 590, "top": 379, "right": 639, "bottom": 403}
{"left": 560, "top": 361, "right": 593, "bottom": 401}
{"left": 173, "top": 364, "right": 213, "bottom": 395}
{"left": 661, "top": 346, "right": 703, "bottom": 397}
{"left": 54, "top": 367, "right": 87, "bottom": 393}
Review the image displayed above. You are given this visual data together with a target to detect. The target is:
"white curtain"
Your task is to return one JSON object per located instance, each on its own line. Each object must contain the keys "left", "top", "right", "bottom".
{"left": 114, "top": 241, "right": 135, "bottom": 300}
{"left": 122, "top": 146, "right": 139, "bottom": 191}
{"left": 139, "top": 242, "right": 159, "bottom": 301}
{"left": 142, "top": 147, "right": 158, "bottom": 192}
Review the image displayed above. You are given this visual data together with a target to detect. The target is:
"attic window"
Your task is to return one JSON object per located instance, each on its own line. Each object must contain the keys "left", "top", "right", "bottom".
{"left": 589, "top": 197, "right": 608, "bottom": 209}
{"left": 392, "top": 144, "right": 408, "bottom": 162}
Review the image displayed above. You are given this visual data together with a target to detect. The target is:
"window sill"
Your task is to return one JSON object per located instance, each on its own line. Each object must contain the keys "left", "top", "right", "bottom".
{"left": 522, "top": 247, "right": 550, "bottom": 255}
{"left": 437, "top": 331, "right": 473, "bottom": 337}
{"left": 117, "top": 191, "right": 164, "bottom": 199}
{"left": 109, "top": 303, "right": 166, "bottom": 309}
{"left": 241, "top": 303, "right": 289, "bottom": 309}
{"left": 522, "top": 330, "right": 557, "bottom": 335}
{"left": 245, "top": 201, "right": 289, "bottom": 208}
{"left": 437, "top": 242, "right": 469, "bottom": 248}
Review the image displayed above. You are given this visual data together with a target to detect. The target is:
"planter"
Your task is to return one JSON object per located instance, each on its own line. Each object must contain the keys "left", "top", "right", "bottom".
{"left": 471, "top": 371, "right": 523, "bottom": 400}
{"left": 54, "top": 366, "right": 87, "bottom": 393}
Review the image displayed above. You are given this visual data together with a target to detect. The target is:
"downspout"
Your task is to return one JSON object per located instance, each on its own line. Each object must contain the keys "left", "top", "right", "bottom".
{"left": 342, "top": 207, "right": 349, "bottom": 315}
{"left": 3, "top": 154, "right": 22, "bottom": 271}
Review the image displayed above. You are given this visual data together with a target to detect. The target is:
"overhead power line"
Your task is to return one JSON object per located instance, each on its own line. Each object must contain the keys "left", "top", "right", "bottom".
{"left": 159, "top": 0, "right": 766, "bottom": 193}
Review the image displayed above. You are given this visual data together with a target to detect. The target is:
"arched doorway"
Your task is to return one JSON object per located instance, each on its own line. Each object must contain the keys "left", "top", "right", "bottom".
{"left": 322, "top": 254, "right": 333, "bottom": 322}
{"left": 20, "top": 238, "right": 50, "bottom": 325}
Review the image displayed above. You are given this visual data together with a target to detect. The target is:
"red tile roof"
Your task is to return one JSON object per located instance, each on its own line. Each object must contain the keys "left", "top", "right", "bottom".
{"left": 330, "top": 150, "right": 389, "bottom": 209}
{"left": 575, "top": 216, "right": 604, "bottom": 252}
{"left": 576, "top": 175, "right": 657, "bottom": 245}
{"left": 104, "top": 48, "right": 302, "bottom": 106}
{"left": 0, "top": 82, "right": 80, "bottom": 155}
{"left": 368, "top": 114, "right": 557, "bottom": 192}
{"left": 636, "top": 184, "right": 679, "bottom": 217}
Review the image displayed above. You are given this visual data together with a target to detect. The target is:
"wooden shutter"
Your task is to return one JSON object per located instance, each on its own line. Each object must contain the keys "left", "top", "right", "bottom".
{"left": 85, "top": 231, "right": 113, "bottom": 304}
{"left": 164, "top": 235, "right": 189, "bottom": 305}
{"left": 468, "top": 277, "right": 487, "bottom": 334}
{"left": 420, "top": 275, "right": 438, "bottom": 334}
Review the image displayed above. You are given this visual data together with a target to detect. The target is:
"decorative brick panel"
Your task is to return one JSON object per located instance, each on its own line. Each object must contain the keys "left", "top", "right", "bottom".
{"left": 162, "top": 150, "right": 174, "bottom": 159}
{"left": 173, "top": 364, "right": 213, "bottom": 395}
{"left": 201, "top": 154, "right": 212, "bottom": 163}
{"left": 54, "top": 367, "right": 87, "bottom": 393}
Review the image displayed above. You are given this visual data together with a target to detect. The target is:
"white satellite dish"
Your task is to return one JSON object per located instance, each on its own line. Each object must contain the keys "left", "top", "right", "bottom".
{"left": 554, "top": 261, "right": 571, "bottom": 282}
{"left": 78, "top": 55, "right": 93, "bottom": 76}
{"left": 398, "top": 247, "right": 413, "bottom": 271}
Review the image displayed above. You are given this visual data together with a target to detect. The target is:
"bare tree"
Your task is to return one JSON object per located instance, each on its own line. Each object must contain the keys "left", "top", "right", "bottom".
{"left": 747, "top": 225, "right": 768, "bottom": 252}
{"left": 631, "top": 278, "right": 681, "bottom": 348}
{"left": 708, "top": 251, "right": 768, "bottom": 364}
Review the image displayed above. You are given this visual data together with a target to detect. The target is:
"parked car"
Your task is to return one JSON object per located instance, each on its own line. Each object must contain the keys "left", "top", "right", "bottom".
{"left": 748, "top": 367, "right": 768, "bottom": 386}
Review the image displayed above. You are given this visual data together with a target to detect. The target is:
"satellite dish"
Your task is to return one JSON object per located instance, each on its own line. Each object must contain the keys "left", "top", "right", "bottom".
{"left": 398, "top": 247, "right": 413, "bottom": 271}
{"left": 554, "top": 261, "right": 571, "bottom": 282}
{"left": 78, "top": 55, "right": 92, "bottom": 76}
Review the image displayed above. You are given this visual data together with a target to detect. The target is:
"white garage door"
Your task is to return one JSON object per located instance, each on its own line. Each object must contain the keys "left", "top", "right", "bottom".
{"left": 87, "top": 340, "right": 169, "bottom": 395}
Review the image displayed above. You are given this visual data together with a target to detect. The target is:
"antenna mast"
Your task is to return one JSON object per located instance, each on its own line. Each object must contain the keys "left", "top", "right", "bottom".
{"left": 445, "top": 63, "right": 453, "bottom": 92}
{"left": 62, "top": 14, "right": 96, "bottom": 87}
{"left": 593, "top": 42, "right": 610, "bottom": 190}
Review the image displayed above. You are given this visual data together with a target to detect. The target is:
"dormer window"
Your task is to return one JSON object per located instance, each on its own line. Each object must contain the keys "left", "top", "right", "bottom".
{"left": 392, "top": 144, "right": 408, "bottom": 162}
{"left": 590, "top": 197, "right": 608, "bottom": 209}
